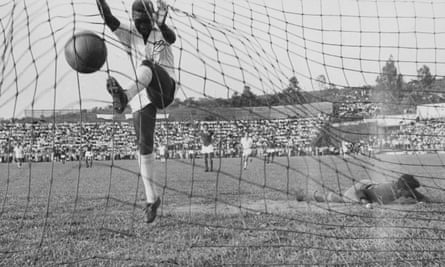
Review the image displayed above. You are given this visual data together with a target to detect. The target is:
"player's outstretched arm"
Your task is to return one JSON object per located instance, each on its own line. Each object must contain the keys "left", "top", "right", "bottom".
{"left": 412, "top": 189, "right": 432, "bottom": 203}
{"left": 399, "top": 186, "right": 433, "bottom": 203}
{"left": 156, "top": 0, "right": 168, "bottom": 25}
{"left": 156, "top": 0, "right": 176, "bottom": 44}
{"left": 96, "top": 0, "right": 120, "bottom": 31}
{"left": 159, "top": 24, "right": 176, "bottom": 44}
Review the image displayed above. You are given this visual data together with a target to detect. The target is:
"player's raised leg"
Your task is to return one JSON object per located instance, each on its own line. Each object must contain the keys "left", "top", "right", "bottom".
{"left": 106, "top": 65, "right": 153, "bottom": 114}
{"left": 107, "top": 57, "right": 175, "bottom": 113}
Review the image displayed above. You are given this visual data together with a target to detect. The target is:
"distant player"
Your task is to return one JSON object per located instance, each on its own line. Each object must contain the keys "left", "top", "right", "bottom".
{"left": 85, "top": 143, "right": 94, "bottom": 168}
{"left": 97, "top": 0, "right": 176, "bottom": 223}
{"left": 186, "top": 142, "right": 195, "bottom": 161}
{"left": 265, "top": 139, "right": 275, "bottom": 164}
{"left": 200, "top": 123, "right": 214, "bottom": 172}
{"left": 13, "top": 143, "right": 24, "bottom": 168}
{"left": 60, "top": 148, "right": 66, "bottom": 164}
{"left": 340, "top": 140, "right": 349, "bottom": 158}
{"left": 311, "top": 174, "right": 431, "bottom": 205}
{"left": 240, "top": 131, "right": 253, "bottom": 170}
{"left": 158, "top": 141, "right": 167, "bottom": 162}
{"left": 286, "top": 136, "right": 294, "bottom": 157}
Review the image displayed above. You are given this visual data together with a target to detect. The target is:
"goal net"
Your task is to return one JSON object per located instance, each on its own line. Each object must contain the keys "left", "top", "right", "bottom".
{"left": 1, "top": 0, "right": 445, "bottom": 265}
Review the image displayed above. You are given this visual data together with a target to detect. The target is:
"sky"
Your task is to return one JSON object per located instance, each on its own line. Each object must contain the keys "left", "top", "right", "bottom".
{"left": 1, "top": 0, "right": 445, "bottom": 118}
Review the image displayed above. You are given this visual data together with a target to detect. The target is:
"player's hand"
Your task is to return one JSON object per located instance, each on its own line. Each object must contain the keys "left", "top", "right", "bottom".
{"left": 157, "top": 0, "right": 168, "bottom": 9}
{"left": 156, "top": 0, "right": 168, "bottom": 26}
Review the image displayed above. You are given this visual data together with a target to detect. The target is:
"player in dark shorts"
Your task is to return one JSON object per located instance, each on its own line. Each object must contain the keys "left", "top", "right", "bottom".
{"left": 310, "top": 174, "right": 431, "bottom": 205}
{"left": 200, "top": 123, "right": 214, "bottom": 172}
{"left": 97, "top": 0, "right": 176, "bottom": 223}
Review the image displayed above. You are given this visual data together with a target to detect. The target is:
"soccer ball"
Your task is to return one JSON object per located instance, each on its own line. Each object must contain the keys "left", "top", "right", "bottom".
{"left": 64, "top": 31, "right": 107, "bottom": 73}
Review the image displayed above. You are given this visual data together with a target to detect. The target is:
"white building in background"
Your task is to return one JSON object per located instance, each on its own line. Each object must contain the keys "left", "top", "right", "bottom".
{"left": 416, "top": 103, "right": 445, "bottom": 120}
{"left": 24, "top": 109, "right": 87, "bottom": 118}
{"left": 366, "top": 114, "right": 417, "bottom": 127}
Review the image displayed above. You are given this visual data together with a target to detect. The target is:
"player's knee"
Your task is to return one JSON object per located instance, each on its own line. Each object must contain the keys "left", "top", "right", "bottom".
{"left": 141, "top": 60, "right": 171, "bottom": 106}
{"left": 136, "top": 64, "right": 153, "bottom": 87}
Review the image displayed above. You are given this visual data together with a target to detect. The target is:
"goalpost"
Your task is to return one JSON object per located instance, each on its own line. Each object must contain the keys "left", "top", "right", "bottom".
{"left": 1, "top": 0, "right": 445, "bottom": 265}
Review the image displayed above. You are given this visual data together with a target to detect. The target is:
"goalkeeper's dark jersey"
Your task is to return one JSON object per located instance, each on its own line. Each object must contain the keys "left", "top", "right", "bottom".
{"left": 200, "top": 131, "right": 213, "bottom": 146}
{"left": 362, "top": 182, "right": 429, "bottom": 204}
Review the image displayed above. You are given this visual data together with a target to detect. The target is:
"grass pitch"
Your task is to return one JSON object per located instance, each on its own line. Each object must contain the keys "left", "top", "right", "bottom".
{"left": 1, "top": 154, "right": 445, "bottom": 266}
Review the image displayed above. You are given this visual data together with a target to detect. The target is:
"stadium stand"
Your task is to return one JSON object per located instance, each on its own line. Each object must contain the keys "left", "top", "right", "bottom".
{"left": 0, "top": 116, "right": 328, "bottom": 163}
{"left": 5, "top": 102, "right": 445, "bottom": 163}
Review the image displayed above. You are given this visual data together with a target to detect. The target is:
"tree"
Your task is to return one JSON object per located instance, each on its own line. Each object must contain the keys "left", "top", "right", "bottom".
{"left": 241, "top": 85, "right": 255, "bottom": 98}
{"left": 417, "top": 65, "right": 435, "bottom": 89}
{"left": 230, "top": 91, "right": 242, "bottom": 107}
{"left": 282, "top": 76, "right": 306, "bottom": 104}
{"left": 240, "top": 85, "right": 257, "bottom": 106}
{"left": 288, "top": 76, "right": 300, "bottom": 90}
{"left": 396, "top": 73, "right": 404, "bottom": 94}
{"left": 315, "top": 74, "right": 327, "bottom": 90}
{"left": 376, "top": 56, "right": 399, "bottom": 92}
{"left": 183, "top": 97, "right": 196, "bottom": 107}
{"left": 214, "top": 97, "right": 230, "bottom": 107}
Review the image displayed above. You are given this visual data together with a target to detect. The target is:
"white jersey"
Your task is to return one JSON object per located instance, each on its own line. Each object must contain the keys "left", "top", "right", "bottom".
{"left": 14, "top": 146, "right": 24, "bottom": 159}
{"left": 241, "top": 137, "right": 253, "bottom": 150}
{"left": 113, "top": 22, "right": 175, "bottom": 79}
{"left": 113, "top": 22, "right": 176, "bottom": 112}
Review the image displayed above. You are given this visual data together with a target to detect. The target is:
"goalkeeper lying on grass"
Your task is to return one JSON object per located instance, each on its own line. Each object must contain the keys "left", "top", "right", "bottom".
{"left": 309, "top": 174, "right": 431, "bottom": 205}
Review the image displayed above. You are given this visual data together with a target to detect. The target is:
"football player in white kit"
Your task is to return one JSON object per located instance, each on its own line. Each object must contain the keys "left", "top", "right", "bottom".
{"left": 97, "top": 0, "right": 176, "bottom": 223}
{"left": 240, "top": 131, "right": 253, "bottom": 170}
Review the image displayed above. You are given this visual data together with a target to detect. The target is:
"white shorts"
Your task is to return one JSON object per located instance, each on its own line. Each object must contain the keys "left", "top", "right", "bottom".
{"left": 201, "top": 145, "right": 214, "bottom": 154}
{"left": 243, "top": 148, "right": 252, "bottom": 157}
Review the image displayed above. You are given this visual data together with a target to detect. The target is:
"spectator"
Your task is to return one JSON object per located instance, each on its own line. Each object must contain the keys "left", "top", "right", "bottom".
{"left": 0, "top": 117, "right": 328, "bottom": 163}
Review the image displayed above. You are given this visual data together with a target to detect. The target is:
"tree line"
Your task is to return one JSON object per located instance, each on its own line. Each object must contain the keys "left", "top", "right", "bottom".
{"left": 168, "top": 56, "right": 444, "bottom": 114}
{"left": 18, "top": 56, "right": 445, "bottom": 121}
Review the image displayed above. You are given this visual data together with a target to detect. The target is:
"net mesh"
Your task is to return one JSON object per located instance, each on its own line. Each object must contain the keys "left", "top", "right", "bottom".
{"left": 1, "top": 0, "right": 445, "bottom": 265}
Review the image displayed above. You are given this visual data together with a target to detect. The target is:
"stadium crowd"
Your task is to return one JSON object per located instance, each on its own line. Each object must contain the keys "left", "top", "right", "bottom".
{"left": 334, "top": 88, "right": 380, "bottom": 119}
{"left": 0, "top": 116, "right": 326, "bottom": 163}
{"left": 369, "top": 119, "right": 445, "bottom": 152}
{"left": 3, "top": 116, "right": 445, "bottom": 164}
